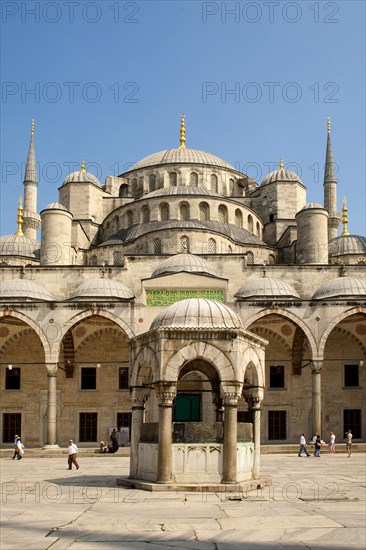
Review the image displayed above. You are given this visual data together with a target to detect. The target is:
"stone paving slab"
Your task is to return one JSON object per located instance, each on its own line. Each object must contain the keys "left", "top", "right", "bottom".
{"left": 0, "top": 454, "right": 365, "bottom": 550}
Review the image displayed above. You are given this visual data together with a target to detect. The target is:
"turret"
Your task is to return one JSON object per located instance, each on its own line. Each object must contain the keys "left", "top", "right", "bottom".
{"left": 23, "top": 120, "right": 41, "bottom": 239}
{"left": 323, "top": 117, "right": 341, "bottom": 240}
{"left": 295, "top": 203, "right": 328, "bottom": 264}
{"left": 40, "top": 203, "right": 73, "bottom": 265}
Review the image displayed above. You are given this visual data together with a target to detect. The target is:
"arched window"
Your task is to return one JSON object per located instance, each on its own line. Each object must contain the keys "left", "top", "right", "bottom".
{"left": 153, "top": 238, "right": 162, "bottom": 254}
{"left": 105, "top": 222, "right": 110, "bottom": 235}
{"left": 190, "top": 172, "right": 198, "bottom": 186}
{"left": 169, "top": 172, "right": 177, "bottom": 186}
{"left": 228, "top": 245, "right": 232, "bottom": 253}
{"left": 229, "top": 178, "right": 235, "bottom": 195}
{"left": 113, "top": 215, "right": 119, "bottom": 232}
{"left": 160, "top": 203, "right": 169, "bottom": 221}
{"left": 268, "top": 254, "right": 275, "bottom": 265}
{"left": 119, "top": 184, "right": 128, "bottom": 197}
{"left": 126, "top": 210, "right": 133, "bottom": 227}
{"left": 218, "top": 205, "right": 228, "bottom": 224}
{"left": 199, "top": 202, "right": 209, "bottom": 222}
{"left": 246, "top": 251, "right": 254, "bottom": 265}
{"left": 90, "top": 255, "right": 97, "bottom": 266}
{"left": 210, "top": 174, "right": 218, "bottom": 193}
{"left": 131, "top": 179, "right": 138, "bottom": 198}
{"left": 180, "top": 235, "right": 189, "bottom": 253}
{"left": 180, "top": 203, "right": 190, "bottom": 221}
{"left": 256, "top": 221, "right": 261, "bottom": 237}
{"left": 207, "top": 238, "right": 217, "bottom": 253}
{"left": 113, "top": 251, "right": 123, "bottom": 266}
{"left": 149, "top": 174, "right": 156, "bottom": 193}
{"left": 248, "top": 214, "right": 253, "bottom": 233}
{"left": 235, "top": 209, "right": 243, "bottom": 228}
{"left": 142, "top": 206, "right": 150, "bottom": 224}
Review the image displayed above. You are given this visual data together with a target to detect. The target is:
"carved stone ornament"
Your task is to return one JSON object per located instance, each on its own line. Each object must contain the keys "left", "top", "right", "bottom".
{"left": 312, "top": 361, "right": 323, "bottom": 374}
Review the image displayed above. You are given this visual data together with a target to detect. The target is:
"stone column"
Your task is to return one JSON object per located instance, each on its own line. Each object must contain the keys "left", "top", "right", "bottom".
{"left": 129, "top": 388, "right": 149, "bottom": 479}
{"left": 245, "top": 395, "right": 262, "bottom": 478}
{"left": 222, "top": 393, "right": 238, "bottom": 483}
{"left": 43, "top": 365, "right": 59, "bottom": 449}
{"left": 312, "top": 361, "right": 322, "bottom": 435}
{"left": 155, "top": 382, "right": 176, "bottom": 484}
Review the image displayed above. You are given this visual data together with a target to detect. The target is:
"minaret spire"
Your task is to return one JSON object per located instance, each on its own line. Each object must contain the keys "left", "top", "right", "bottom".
{"left": 23, "top": 119, "right": 40, "bottom": 239}
{"left": 279, "top": 158, "right": 284, "bottom": 170}
{"left": 341, "top": 197, "right": 350, "bottom": 236}
{"left": 323, "top": 117, "right": 340, "bottom": 240}
{"left": 16, "top": 197, "right": 24, "bottom": 236}
{"left": 179, "top": 114, "right": 186, "bottom": 149}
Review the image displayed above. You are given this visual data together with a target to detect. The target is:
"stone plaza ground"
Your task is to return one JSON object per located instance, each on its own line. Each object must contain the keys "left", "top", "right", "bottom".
{"left": 1, "top": 453, "right": 365, "bottom": 550}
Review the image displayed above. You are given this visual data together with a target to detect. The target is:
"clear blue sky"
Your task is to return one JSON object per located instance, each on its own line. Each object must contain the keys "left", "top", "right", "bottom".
{"left": 1, "top": 0, "right": 365, "bottom": 236}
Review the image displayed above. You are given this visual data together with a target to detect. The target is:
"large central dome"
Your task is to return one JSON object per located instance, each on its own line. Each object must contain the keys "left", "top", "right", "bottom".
{"left": 125, "top": 148, "right": 236, "bottom": 172}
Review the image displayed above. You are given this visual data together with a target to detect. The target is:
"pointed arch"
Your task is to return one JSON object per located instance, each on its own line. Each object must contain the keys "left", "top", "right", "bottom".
{"left": 0, "top": 312, "right": 50, "bottom": 359}
{"left": 130, "top": 345, "right": 159, "bottom": 386}
{"left": 319, "top": 308, "right": 366, "bottom": 358}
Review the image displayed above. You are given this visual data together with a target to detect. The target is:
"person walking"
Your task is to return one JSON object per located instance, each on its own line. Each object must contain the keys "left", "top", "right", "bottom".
{"left": 313, "top": 433, "right": 322, "bottom": 457}
{"left": 67, "top": 439, "right": 79, "bottom": 470}
{"left": 345, "top": 429, "right": 352, "bottom": 457}
{"left": 329, "top": 432, "right": 336, "bottom": 454}
{"left": 298, "top": 433, "right": 310, "bottom": 457}
{"left": 13, "top": 435, "right": 24, "bottom": 460}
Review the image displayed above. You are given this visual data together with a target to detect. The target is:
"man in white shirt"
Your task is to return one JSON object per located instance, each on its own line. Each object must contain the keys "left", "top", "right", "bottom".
{"left": 67, "top": 439, "right": 79, "bottom": 470}
{"left": 298, "top": 433, "right": 310, "bottom": 457}
{"left": 345, "top": 430, "right": 353, "bottom": 457}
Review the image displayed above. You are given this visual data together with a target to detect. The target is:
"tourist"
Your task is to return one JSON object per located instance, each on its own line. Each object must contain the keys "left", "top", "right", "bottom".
{"left": 329, "top": 432, "right": 336, "bottom": 454}
{"left": 100, "top": 441, "right": 108, "bottom": 453}
{"left": 298, "top": 433, "right": 310, "bottom": 457}
{"left": 67, "top": 439, "right": 79, "bottom": 470}
{"left": 313, "top": 433, "right": 322, "bottom": 457}
{"left": 13, "top": 435, "right": 24, "bottom": 460}
{"left": 345, "top": 430, "right": 352, "bottom": 457}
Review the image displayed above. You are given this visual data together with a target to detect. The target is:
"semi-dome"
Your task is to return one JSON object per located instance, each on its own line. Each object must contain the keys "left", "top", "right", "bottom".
{"left": 69, "top": 278, "right": 134, "bottom": 300}
{"left": 261, "top": 168, "right": 303, "bottom": 186}
{"left": 235, "top": 277, "right": 300, "bottom": 300}
{"left": 0, "top": 279, "right": 54, "bottom": 301}
{"left": 62, "top": 169, "right": 101, "bottom": 187}
{"left": 144, "top": 186, "right": 221, "bottom": 199}
{"left": 151, "top": 254, "right": 218, "bottom": 278}
{"left": 329, "top": 235, "right": 366, "bottom": 257}
{"left": 125, "top": 148, "right": 236, "bottom": 172}
{"left": 313, "top": 277, "right": 366, "bottom": 300}
{"left": 150, "top": 298, "right": 243, "bottom": 330}
{"left": 42, "top": 202, "right": 68, "bottom": 211}
{"left": 0, "top": 235, "right": 40, "bottom": 259}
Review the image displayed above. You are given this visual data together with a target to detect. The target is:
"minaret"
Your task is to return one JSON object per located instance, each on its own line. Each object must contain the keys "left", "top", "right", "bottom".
{"left": 23, "top": 119, "right": 41, "bottom": 239}
{"left": 323, "top": 117, "right": 340, "bottom": 240}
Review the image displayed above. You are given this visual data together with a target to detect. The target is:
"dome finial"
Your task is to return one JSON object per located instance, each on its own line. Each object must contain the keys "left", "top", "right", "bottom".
{"left": 31, "top": 119, "right": 35, "bottom": 135}
{"left": 279, "top": 158, "right": 284, "bottom": 170}
{"left": 81, "top": 158, "right": 86, "bottom": 173}
{"left": 179, "top": 114, "right": 186, "bottom": 149}
{"left": 327, "top": 116, "right": 331, "bottom": 134}
{"left": 16, "top": 196, "right": 24, "bottom": 236}
{"left": 341, "top": 196, "right": 350, "bottom": 236}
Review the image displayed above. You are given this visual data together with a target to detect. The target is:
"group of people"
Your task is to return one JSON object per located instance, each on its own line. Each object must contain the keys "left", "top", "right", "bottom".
{"left": 298, "top": 430, "right": 353, "bottom": 457}
{"left": 100, "top": 429, "right": 120, "bottom": 454}
{"left": 12, "top": 435, "right": 24, "bottom": 460}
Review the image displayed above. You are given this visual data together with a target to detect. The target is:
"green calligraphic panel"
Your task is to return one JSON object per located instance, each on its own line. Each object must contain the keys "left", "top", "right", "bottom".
{"left": 146, "top": 289, "right": 224, "bottom": 306}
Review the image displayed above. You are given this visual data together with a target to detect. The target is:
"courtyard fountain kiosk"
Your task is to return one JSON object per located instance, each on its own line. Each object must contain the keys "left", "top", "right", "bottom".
{"left": 122, "top": 298, "right": 267, "bottom": 490}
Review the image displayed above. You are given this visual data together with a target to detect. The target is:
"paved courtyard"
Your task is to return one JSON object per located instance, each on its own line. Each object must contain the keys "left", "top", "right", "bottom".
{"left": 1, "top": 453, "right": 365, "bottom": 549}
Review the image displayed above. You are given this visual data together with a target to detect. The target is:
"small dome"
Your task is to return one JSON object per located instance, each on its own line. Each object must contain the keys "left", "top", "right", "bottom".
{"left": 299, "top": 203, "right": 323, "bottom": 211}
{"left": 69, "top": 278, "right": 134, "bottom": 300}
{"left": 0, "top": 235, "right": 40, "bottom": 259}
{"left": 235, "top": 277, "right": 300, "bottom": 300}
{"left": 151, "top": 254, "right": 217, "bottom": 278}
{"left": 329, "top": 235, "right": 366, "bottom": 257}
{"left": 62, "top": 170, "right": 101, "bottom": 187}
{"left": 125, "top": 148, "right": 236, "bottom": 172}
{"left": 0, "top": 279, "right": 54, "bottom": 301}
{"left": 312, "top": 277, "right": 366, "bottom": 300}
{"left": 261, "top": 168, "right": 302, "bottom": 186}
{"left": 144, "top": 186, "right": 221, "bottom": 199}
{"left": 150, "top": 298, "right": 243, "bottom": 330}
{"left": 43, "top": 202, "right": 68, "bottom": 211}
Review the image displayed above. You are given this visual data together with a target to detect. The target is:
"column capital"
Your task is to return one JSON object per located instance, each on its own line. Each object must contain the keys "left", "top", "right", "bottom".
{"left": 221, "top": 381, "right": 243, "bottom": 402}
{"left": 222, "top": 393, "right": 239, "bottom": 407}
{"left": 46, "top": 363, "right": 58, "bottom": 376}
{"left": 131, "top": 387, "right": 150, "bottom": 405}
{"left": 154, "top": 381, "right": 177, "bottom": 405}
{"left": 312, "top": 361, "right": 323, "bottom": 374}
{"left": 244, "top": 395, "right": 261, "bottom": 410}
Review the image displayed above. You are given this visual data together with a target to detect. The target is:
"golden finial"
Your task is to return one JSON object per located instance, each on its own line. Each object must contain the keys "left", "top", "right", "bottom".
{"left": 16, "top": 197, "right": 24, "bottom": 236}
{"left": 81, "top": 158, "right": 86, "bottom": 173}
{"left": 31, "top": 119, "right": 35, "bottom": 135}
{"left": 279, "top": 158, "right": 284, "bottom": 170}
{"left": 327, "top": 116, "right": 331, "bottom": 134}
{"left": 341, "top": 196, "right": 350, "bottom": 236}
{"left": 179, "top": 114, "right": 186, "bottom": 149}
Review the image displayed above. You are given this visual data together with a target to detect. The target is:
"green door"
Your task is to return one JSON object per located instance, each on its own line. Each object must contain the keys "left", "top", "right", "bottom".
{"left": 174, "top": 394, "right": 201, "bottom": 422}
